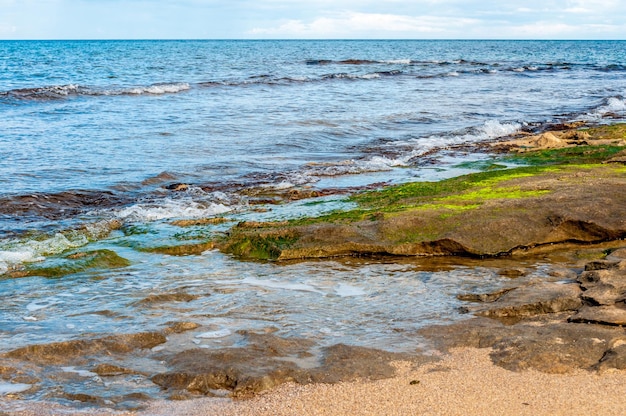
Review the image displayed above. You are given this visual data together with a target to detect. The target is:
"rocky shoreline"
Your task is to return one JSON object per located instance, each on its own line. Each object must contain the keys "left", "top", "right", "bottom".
{"left": 2, "top": 123, "right": 626, "bottom": 413}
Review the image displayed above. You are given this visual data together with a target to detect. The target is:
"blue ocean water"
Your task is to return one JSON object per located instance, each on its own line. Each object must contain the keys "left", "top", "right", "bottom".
{"left": 0, "top": 40, "right": 625, "bottom": 409}
{"left": 1, "top": 40, "right": 625, "bottom": 198}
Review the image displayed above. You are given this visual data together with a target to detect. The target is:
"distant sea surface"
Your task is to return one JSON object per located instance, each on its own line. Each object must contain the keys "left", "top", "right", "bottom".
{"left": 1, "top": 40, "right": 626, "bottom": 408}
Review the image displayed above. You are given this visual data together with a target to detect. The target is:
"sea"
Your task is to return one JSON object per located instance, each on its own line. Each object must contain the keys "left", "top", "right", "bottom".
{"left": 1, "top": 40, "right": 625, "bottom": 409}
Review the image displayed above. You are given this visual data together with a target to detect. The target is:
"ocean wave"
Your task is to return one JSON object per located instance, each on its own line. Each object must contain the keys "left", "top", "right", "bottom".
{"left": 0, "top": 219, "right": 121, "bottom": 275}
{"left": 123, "top": 82, "right": 190, "bottom": 95}
{"left": 581, "top": 96, "right": 626, "bottom": 120}
{"left": 0, "top": 82, "right": 190, "bottom": 101}
{"left": 395, "top": 120, "right": 522, "bottom": 162}
{"left": 115, "top": 196, "right": 233, "bottom": 222}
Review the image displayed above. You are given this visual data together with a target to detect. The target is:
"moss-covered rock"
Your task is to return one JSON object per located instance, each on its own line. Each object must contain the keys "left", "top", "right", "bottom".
{"left": 22, "top": 249, "right": 130, "bottom": 278}
{"left": 219, "top": 163, "right": 626, "bottom": 261}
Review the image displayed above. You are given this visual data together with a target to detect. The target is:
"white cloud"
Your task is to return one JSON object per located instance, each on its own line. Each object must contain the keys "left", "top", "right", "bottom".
{"left": 564, "top": 7, "right": 591, "bottom": 13}
{"left": 1, "top": 0, "right": 625, "bottom": 39}
{"left": 248, "top": 12, "right": 479, "bottom": 38}
{"left": 0, "top": 24, "right": 17, "bottom": 34}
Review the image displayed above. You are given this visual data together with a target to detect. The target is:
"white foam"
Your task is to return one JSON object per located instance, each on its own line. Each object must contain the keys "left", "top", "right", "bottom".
{"left": 196, "top": 329, "right": 232, "bottom": 339}
{"left": 116, "top": 198, "right": 232, "bottom": 222}
{"left": 0, "top": 382, "right": 32, "bottom": 395}
{"left": 334, "top": 283, "right": 366, "bottom": 297}
{"left": 376, "top": 119, "right": 521, "bottom": 166}
{"left": 480, "top": 119, "right": 521, "bottom": 139}
{"left": 0, "top": 232, "right": 91, "bottom": 275}
{"left": 262, "top": 181, "right": 296, "bottom": 190}
{"left": 447, "top": 71, "right": 460, "bottom": 77}
{"left": 384, "top": 59, "right": 411, "bottom": 65}
{"left": 127, "top": 82, "right": 190, "bottom": 95}
{"left": 595, "top": 97, "right": 626, "bottom": 117}
{"left": 581, "top": 96, "right": 626, "bottom": 120}
{"left": 26, "top": 298, "right": 62, "bottom": 312}
{"left": 241, "top": 277, "right": 324, "bottom": 294}
{"left": 61, "top": 367, "right": 99, "bottom": 377}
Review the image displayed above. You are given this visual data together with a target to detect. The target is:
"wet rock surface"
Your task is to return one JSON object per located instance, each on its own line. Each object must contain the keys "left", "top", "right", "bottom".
{"left": 460, "top": 282, "right": 583, "bottom": 321}
{"left": 150, "top": 332, "right": 428, "bottom": 399}
{"left": 4, "top": 254, "right": 626, "bottom": 409}
{"left": 440, "top": 253, "right": 626, "bottom": 374}
{"left": 219, "top": 165, "right": 626, "bottom": 261}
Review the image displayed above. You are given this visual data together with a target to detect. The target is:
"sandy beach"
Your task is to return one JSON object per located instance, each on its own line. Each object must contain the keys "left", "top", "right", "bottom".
{"left": 136, "top": 347, "right": 626, "bottom": 416}
{"left": 7, "top": 347, "right": 626, "bottom": 415}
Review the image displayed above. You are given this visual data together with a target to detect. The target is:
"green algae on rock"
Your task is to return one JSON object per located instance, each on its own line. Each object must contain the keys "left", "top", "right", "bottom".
{"left": 16, "top": 249, "right": 130, "bottom": 278}
{"left": 137, "top": 241, "right": 216, "bottom": 256}
{"left": 218, "top": 164, "right": 626, "bottom": 261}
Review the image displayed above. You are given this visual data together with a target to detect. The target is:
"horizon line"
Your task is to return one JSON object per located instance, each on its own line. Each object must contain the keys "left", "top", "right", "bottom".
{"left": 1, "top": 38, "right": 625, "bottom": 42}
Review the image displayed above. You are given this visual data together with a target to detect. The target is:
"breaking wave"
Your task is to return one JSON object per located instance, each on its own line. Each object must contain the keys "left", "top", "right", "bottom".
{"left": 115, "top": 195, "right": 233, "bottom": 222}
{"left": 1, "top": 82, "right": 190, "bottom": 101}
{"left": 0, "top": 220, "right": 121, "bottom": 275}
{"left": 580, "top": 96, "right": 626, "bottom": 120}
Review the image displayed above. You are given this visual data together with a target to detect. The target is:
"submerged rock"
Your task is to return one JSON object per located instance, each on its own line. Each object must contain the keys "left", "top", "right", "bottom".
{"left": 151, "top": 332, "right": 427, "bottom": 398}
{"left": 22, "top": 249, "right": 130, "bottom": 278}
{"left": 135, "top": 292, "right": 200, "bottom": 305}
{"left": 4, "top": 332, "right": 166, "bottom": 365}
{"left": 138, "top": 241, "right": 215, "bottom": 256}
{"left": 92, "top": 364, "right": 139, "bottom": 377}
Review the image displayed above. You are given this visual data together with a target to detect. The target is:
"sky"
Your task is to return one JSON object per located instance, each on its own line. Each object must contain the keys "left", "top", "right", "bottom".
{"left": 0, "top": 0, "right": 625, "bottom": 40}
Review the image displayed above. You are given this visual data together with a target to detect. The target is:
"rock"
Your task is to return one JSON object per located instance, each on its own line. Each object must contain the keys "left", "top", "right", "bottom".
{"left": 170, "top": 218, "right": 230, "bottom": 227}
{"left": 4, "top": 332, "right": 166, "bottom": 365}
{"left": 23, "top": 249, "right": 130, "bottom": 278}
{"left": 468, "top": 282, "right": 582, "bottom": 320}
{"left": 308, "top": 344, "right": 416, "bottom": 384}
{"left": 164, "top": 322, "right": 201, "bottom": 334}
{"left": 535, "top": 132, "right": 565, "bottom": 148}
{"left": 605, "top": 150, "right": 626, "bottom": 164}
{"left": 92, "top": 364, "right": 138, "bottom": 377}
{"left": 595, "top": 339, "right": 626, "bottom": 371}
{"left": 165, "top": 183, "right": 189, "bottom": 191}
{"left": 581, "top": 286, "right": 625, "bottom": 306}
{"left": 419, "top": 317, "right": 626, "bottom": 374}
{"left": 584, "top": 260, "right": 622, "bottom": 271}
{"left": 498, "top": 268, "right": 528, "bottom": 278}
{"left": 577, "top": 260, "right": 626, "bottom": 305}
{"left": 569, "top": 305, "right": 626, "bottom": 326}
{"left": 135, "top": 293, "right": 199, "bottom": 305}
{"left": 607, "top": 248, "right": 626, "bottom": 261}
{"left": 457, "top": 287, "right": 516, "bottom": 303}
{"left": 151, "top": 332, "right": 430, "bottom": 398}
{"left": 219, "top": 165, "right": 626, "bottom": 261}
{"left": 139, "top": 242, "right": 215, "bottom": 256}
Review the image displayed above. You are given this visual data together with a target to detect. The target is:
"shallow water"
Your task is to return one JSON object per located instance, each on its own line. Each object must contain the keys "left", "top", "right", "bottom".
{"left": 1, "top": 40, "right": 625, "bottom": 409}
